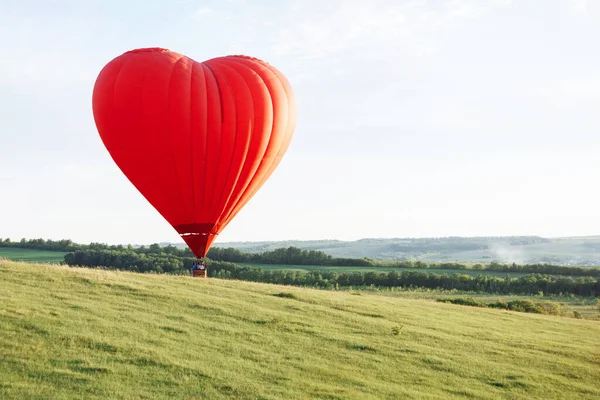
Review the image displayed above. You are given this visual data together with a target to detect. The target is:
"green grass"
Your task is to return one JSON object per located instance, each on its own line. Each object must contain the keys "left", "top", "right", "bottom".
{"left": 1, "top": 260, "right": 599, "bottom": 399}
{"left": 240, "top": 262, "right": 528, "bottom": 277}
{"left": 0, "top": 248, "right": 65, "bottom": 263}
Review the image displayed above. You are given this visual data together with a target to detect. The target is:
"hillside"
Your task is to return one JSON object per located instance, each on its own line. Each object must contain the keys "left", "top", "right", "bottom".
{"left": 202, "top": 236, "right": 600, "bottom": 265}
{"left": 1, "top": 261, "right": 599, "bottom": 399}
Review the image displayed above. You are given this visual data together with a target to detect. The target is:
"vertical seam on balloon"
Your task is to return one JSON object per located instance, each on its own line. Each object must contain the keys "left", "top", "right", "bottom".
{"left": 216, "top": 59, "right": 270, "bottom": 227}
{"left": 221, "top": 62, "right": 281, "bottom": 226}
{"left": 220, "top": 68, "right": 292, "bottom": 228}
{"left": 215, "top": 62, "right": 256, "bottom": 227}
{"left": 200, "top": 64, "right": 210, "bottom": 225}
{"left": 167, "top": 55, "right": 189, "bottom": 225}
{"left": 272, "top": 64, "right": 296, "bottom": 160}
{"left": 256, "top": 67, "right": 295, "bottom": 180}
{"left": 204, "top": 63, "right": 226, "bottom": 123}
{"left": 234, "top": 61, "right": 275, "bottom": 205}
{"left": 189, "top": 60, "right": 196, "bottom": 224}
{"left": 206, "top": 63, "right": 240, "bottom": 228}
{"left": 109, "top": 56, "right": 136, "bottom": 150}
{"left": 202, "top": 62, "right": 224, "bottom": 227}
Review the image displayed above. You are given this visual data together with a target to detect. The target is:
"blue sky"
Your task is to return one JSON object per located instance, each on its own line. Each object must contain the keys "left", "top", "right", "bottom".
{"left": 1, "top": 0, "right": 599, "bottom": 245}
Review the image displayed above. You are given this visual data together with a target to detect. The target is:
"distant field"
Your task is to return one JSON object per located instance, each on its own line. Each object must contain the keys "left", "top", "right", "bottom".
{"left": 1, "top": 260, "right": 599, "bottom": 399}
{"left": 0, "top": 248, "right": 65, "bottom": 263}
{"left": 212, "top": 235, "right": 600, "bottom": 265}
{"left": 240, "top": 263, "right": 529, "bottom": 277}
{"left": 419, "top": 239, "right": 600, "bottom": 265}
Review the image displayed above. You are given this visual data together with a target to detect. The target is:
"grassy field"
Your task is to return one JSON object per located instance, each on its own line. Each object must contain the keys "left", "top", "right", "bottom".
{"left": 1, "top": 260, "right": 600, "bottom": 399}
{"left": 240, "top": 263, "right": 529, "bottom": 277}
{"left": 0, "top": 248, "right": 65, "bottom": 263}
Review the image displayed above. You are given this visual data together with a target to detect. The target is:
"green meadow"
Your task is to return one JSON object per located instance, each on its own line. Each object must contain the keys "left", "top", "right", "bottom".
{"left": 0, "top": 248, "right": 65, "bottom": 263}
{"left": 1, "top": 260, "right": 599, "bottom": 399}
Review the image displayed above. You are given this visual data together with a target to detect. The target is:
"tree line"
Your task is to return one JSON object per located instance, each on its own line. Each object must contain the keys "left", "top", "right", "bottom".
{"left": 2, "top": 237, "right": 600, "bottom": 277}
{"left": 436, "top": 298, "right": 567, "bottom": 316}
{"left": 208, "top": 263, "right": 599, "bottom": 297}
{"left": 58, "top": 249, "right": 600, "bottom": 297}
{"left": 0, "top": 238, "right": 369, "bottom": 266}
{"left": 206, "top": 246, "right": 374, "bottom": 266}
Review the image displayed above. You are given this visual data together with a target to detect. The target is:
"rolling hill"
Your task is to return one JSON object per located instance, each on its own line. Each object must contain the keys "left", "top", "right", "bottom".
{"left": 1, "top": 260, "right": 599, "bottom": 399}
{"left": 201, "top": 236, "right": 600, "bottom": 265}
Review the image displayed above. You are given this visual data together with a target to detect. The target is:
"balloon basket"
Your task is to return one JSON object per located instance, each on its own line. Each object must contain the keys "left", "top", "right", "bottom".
{"left": 192, "top": 269, "right": 207, "bottom": 278}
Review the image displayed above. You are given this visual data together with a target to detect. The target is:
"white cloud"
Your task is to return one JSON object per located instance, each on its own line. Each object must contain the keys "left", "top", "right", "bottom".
{"left": 561, "top": 77, "right": 600, "bottom": 100}
{"left": 0, "top": 52, "right": 96, "bottom": 85}
{"left": 537, "top": 76, "right": 600, "bottom": 108}
{"left": 569, "top": 0, "right": 588, "bottom": 15}
{"left": 269, "top": 0, "right": 512, "bottom": 59}
{"left": 191, "top": 7, "right": 215, "bottom": 20}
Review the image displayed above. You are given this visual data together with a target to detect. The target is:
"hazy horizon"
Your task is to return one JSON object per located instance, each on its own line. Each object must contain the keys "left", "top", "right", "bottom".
{"left": 1, "top": 0, "right": 599, "bottom": 246}
{"left": 5, "top": 233, "right": 600, "bottom": 248}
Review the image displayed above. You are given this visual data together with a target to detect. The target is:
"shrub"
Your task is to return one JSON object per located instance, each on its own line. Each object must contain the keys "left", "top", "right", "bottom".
{"left": 535, "top": 302, "right": 563, "bottom": 316}
{"left": 506, "top": 300, "right": 539, "bottom": 313}
{"left": 488, "top": 301, "right": 509, "bottom": 310}
{"left": 437, "top": 297, "right": 487, "bottom": 308}
{"left": 451, "top": 299, "right": 566, "bottom": 317}
{"left": 272, "top": 292, "right": 297, "bottom": 300}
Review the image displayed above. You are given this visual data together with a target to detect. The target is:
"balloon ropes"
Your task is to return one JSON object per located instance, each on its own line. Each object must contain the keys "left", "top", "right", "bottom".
{"left": 92, "top": 48, "right": 296, "bottom": 258}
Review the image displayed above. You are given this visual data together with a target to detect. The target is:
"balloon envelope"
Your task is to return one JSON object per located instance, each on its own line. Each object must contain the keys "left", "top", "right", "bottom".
{"left": 92, "top": 48, "right": 296, "bottom": 257}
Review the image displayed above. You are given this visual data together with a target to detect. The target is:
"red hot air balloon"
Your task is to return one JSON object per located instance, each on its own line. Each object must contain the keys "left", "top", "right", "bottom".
{"left": 92, "top": 48, "right": 296, "bottom": 258}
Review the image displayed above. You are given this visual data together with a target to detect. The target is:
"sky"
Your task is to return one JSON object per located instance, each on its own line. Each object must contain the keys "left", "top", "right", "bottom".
{"left": 1, "top": 0, "right": 599, "bottom": 246}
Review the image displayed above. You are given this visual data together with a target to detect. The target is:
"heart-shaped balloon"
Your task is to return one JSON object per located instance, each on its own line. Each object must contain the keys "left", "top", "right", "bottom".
{"left": 92, "top": 48, "right": 296, "bottom": 257}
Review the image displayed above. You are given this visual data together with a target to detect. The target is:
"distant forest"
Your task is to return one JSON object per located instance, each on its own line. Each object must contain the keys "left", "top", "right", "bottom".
{"left": 1, "top": 238, "right": 600, "bottom": 297}
{"left": 1, "top": 238, "right": 600, "bottom": 277}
